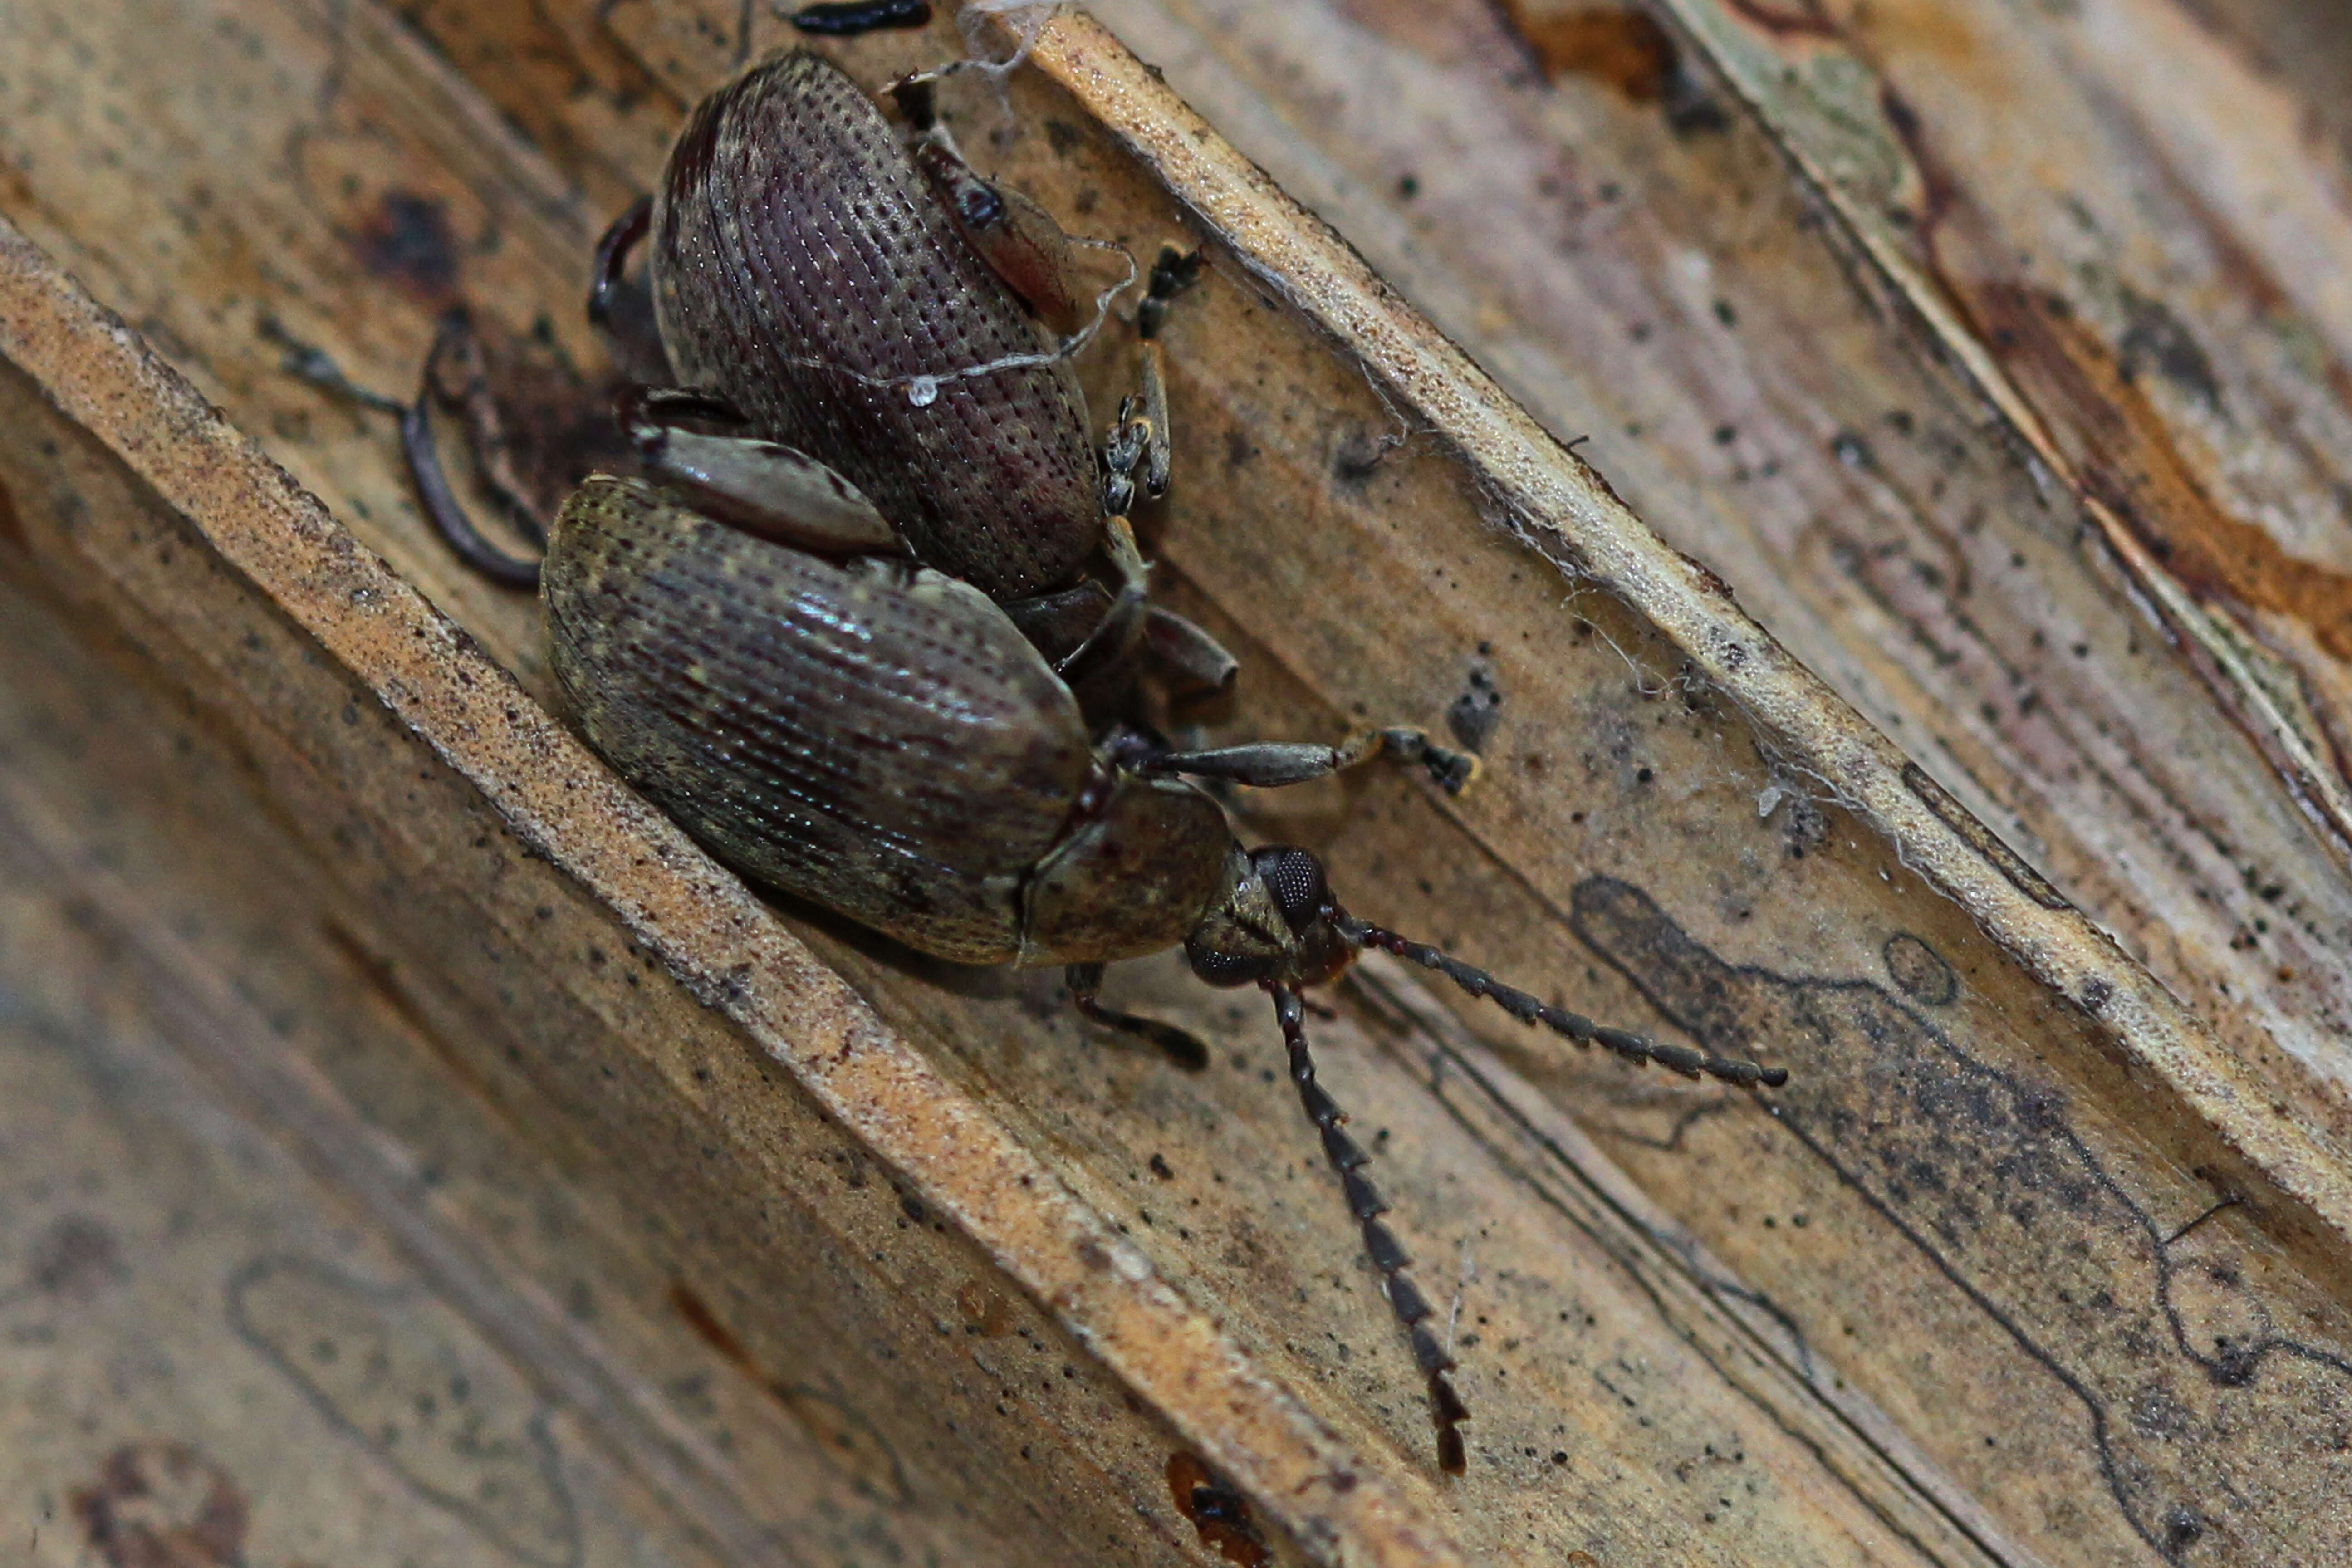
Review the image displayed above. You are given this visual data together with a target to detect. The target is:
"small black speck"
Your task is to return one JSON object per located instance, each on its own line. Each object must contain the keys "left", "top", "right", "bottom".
{"left": 1713, "top": 299, "right": 1738, "bottom": 327}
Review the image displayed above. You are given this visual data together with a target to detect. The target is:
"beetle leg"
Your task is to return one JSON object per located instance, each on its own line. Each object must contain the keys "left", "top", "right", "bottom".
{"left": 1066, "top": 963, "right": 1210, "bottom": 1072}
{"left": 1001, "top": 582, "right": 1115, "bottom": 664}
{"left": 621, "top": 385, "right": 905, "bottom": 556}
{"left": 911, "top": 140, "right": 1091, "bottom": 338}
{"left": 1138, "top": 244, "right": 1205, "bottom": 342}
{"left": 1100, "top": 395, "right": 1153, "bottom": 519}
{"left": 402, "top": 308, "right": 546, "bottom": 589}
{"left": 1267, "top": 982, "right": 1468, "bottom": 1474}
{"left": 1142, "top": 727, "right": 1483, "bottom": 796}
{"left": 1001, "top": 580, "right": 1233, "bottom": 700}
{"left": 1142, "top": 607, "right": 1239, "bottom": 697}
{"left": 1136, "top": 248, "right": 1202, "bottom": 501}
{"left": 788, "top": 0, "right": 933, "bottom": 36}
{"left": 587, "top": 198, "right": 671, "bottom": 387}
{"left": 1052, "top": 514, "right": 1152, "bottom": 688}
{"left": 1103, "top": 249, "right": 1203, "bottom": 512}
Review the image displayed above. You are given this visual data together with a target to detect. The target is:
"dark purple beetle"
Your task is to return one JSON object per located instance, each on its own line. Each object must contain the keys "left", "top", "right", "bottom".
{"left": 412, "top": 48, "right": 1251, "bottom": 719}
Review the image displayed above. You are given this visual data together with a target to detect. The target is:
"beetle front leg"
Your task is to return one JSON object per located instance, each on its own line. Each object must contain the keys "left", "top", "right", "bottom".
{"left": 1066, "top": 963, "right": 1210, "bottom": 1071}
{"left": 1142, "top": 727, "right": 1482, "bottom": 796}
{"left": 1102, "top": 247, "right": 1205, "bottom": 517}
{"left": 622, "top": 386, "right": 905, "bottom": 556}
{"left": 1004, "top": 585, "right": 1236, "bottom": 701}
{"left": 587, "top": 198, "right": 671, "bottom": 387}
{"left": 1050, "top": 514, "right": 1154, "bottom": 692}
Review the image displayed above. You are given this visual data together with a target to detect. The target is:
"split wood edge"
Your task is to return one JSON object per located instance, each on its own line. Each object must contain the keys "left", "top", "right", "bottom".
{"left": 2, "top": 5, "right": 2342, "bottom": 1554}
{"left": 0, "top": 217, "right": 1465, "bottom": 1568}
{"left": 1021, "top": 9, "right": 2352, "bottom": 1280}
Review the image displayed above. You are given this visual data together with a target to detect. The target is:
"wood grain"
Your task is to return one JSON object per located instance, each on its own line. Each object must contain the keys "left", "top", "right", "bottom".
{"left": 0, "top": 0, "right": 2346, "bottom": 1563}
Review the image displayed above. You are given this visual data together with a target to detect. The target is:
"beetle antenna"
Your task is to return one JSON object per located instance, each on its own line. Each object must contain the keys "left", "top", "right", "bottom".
{"left": 1334, "top": 918, "right": 1786, "bottom": 1088}
{"left": 1269, "top": 983, "right": 1469, "bottom": 1475}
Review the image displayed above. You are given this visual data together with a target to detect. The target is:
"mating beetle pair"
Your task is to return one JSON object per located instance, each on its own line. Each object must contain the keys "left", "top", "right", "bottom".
{"left": 407, "top": 41, "right": 1784, "bottom": 1476}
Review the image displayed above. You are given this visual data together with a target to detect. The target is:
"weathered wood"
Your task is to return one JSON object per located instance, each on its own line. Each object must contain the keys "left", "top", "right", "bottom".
{"left": 0, "top": 0, "right": 2347, "bottom": 1563}
{"left": 0, "top": 551, "right": 983, "bottom": 1567}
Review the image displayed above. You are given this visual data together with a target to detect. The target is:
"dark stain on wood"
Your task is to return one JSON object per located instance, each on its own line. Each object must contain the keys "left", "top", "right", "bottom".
{"left": 1572, "top": 876, "right": 2352, "bottom": 1562}
{"left": 1167, "top": 1450, "right": 1268, "bottom": 1566}
{"left": 1973, "top": 284, "right": 2352, "bottom": 662}
{"left": 73, "top": 1441, "right": 249, "bottom": 1568}
{"left": 352, "top": 190, "right": 460, "bottom": 304}
{"left": 1496, "top": 4, "right": 1681, "bottom": 101}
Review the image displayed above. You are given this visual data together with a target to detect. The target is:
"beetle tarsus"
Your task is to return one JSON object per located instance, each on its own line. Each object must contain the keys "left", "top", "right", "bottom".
{"left": 1068, "top": 964, "right": 1210, "bottom": 1071}
{"left": 1269, "top": 982, "right": 1469, "bottom": 1474}
{"left": 787, "top": 0, "right": 934, "bottom": 36}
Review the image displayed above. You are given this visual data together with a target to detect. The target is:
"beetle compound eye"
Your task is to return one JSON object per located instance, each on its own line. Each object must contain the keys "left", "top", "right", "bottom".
{"left": 1250, "top": 845, "right": 1332, "bottom": 934}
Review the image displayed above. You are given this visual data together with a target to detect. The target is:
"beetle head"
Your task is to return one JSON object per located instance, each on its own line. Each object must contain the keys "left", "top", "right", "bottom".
{"left": 1185, "top": 845, "right": 1354, "bottom": 990}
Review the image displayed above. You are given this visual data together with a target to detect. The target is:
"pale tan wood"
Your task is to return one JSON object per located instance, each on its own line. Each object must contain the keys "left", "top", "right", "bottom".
{"left": 0, "top": 559, "right": 983, "bottom": 1567}
{"left": 0, "top": 0, "right": 2346, "bottom": 1564}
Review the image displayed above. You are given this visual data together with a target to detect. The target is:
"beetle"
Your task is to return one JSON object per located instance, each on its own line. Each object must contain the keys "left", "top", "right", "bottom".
{"left": 542, "top": 471, "right": 1787, "bottom": 1473}
{"left": 412, "top": 48, "right": 1346, "bottom": 740}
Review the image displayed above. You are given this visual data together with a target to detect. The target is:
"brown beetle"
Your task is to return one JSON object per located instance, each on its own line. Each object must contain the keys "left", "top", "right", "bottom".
{"left": 546, "top": 473, "right": 1786, "bottom": 1473}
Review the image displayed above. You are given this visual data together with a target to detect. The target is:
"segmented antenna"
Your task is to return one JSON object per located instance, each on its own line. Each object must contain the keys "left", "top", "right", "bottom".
{"left": 1336, "top": 918, "right": 1786, "bottom": 1088}
{"left": 1269, "top": 983, "right": 1470, "bottom": 1474}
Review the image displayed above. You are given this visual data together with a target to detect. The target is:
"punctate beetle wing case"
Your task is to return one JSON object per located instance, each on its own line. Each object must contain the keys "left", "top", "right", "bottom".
{"left": 3, "top": 3, "right": 2350, "bottom": 1566}
{"left": 652, "top": 49, "right": 1101, "bottom": 599}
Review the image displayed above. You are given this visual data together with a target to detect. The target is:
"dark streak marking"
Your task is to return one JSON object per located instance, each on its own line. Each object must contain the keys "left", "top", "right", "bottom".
{"left": 0, "top": 474, "right": 23, "bottom": 552}
{"left": 1582, "top": 1089, "right": 1739, "bottom": 1154}
{"left": 73, "top": 1442, "right": 248, "bottom": 1568}
{"left": 227, "top": 1256, "right": 584, "bottom": 1567}
{"left": 351, "top": 191, "right": 459, "bottom": 304}
{"left": 1570, "top": 877, "right": 2352, "bottom": 1561}
{"left": 1882, "top": 933, "right": 1957, "bottom": 1005}
{"left": 789, "top": 0, "right": 933, "bottom": 34}
{"left": 1349, "top": 974, "right": 2002, "bottom": 1563}
{"left": 1902, "top": 762, "right": 2070, "bottom": 909}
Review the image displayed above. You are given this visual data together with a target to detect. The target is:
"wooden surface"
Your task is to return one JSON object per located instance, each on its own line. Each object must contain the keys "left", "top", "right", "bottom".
{"left": 0, "top": 1, "right": 2347, "bottom": 1564}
